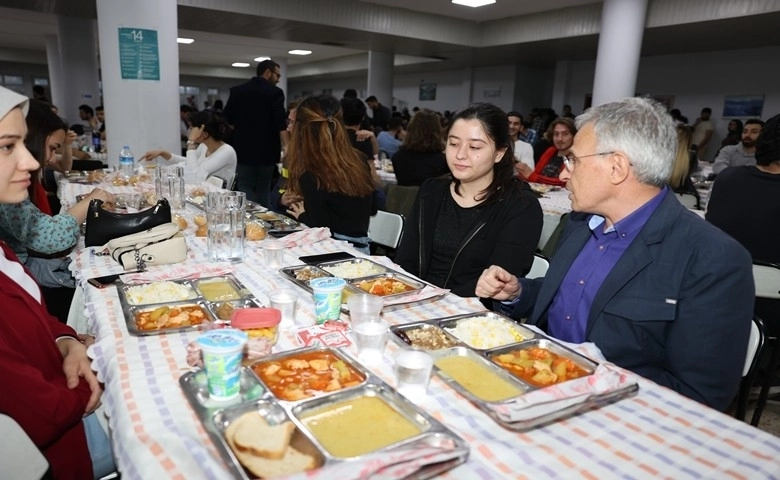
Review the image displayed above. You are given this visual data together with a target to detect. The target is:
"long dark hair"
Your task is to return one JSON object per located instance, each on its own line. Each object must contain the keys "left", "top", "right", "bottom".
{"left": 448, "top": 103, "right": 516, "bottom": 203}
{"left": 403, "top": 110, "right": 444, "bottom": 153}
{"left": 288, "top": 94, "right": 375, "bottom": 197}
{"left": 25, "top": 99, "right": 67, "bottom": 205}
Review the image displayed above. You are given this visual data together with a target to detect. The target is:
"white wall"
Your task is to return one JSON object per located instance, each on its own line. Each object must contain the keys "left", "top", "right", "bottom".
{"left": 564, "top": 46, "right": 780, "bottom": 160}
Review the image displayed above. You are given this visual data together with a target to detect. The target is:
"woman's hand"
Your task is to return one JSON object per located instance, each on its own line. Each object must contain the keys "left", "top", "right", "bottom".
{"left": 189, "top": 124, "right": 206, "bottom": 144}
{"left": 86, "top": 188, "right": 114, "bottom": 204}
{"left": 287, "top": 201, "right": 305, "bottom": 219}
{"left": 139, "top": 149, "right": 172, "bottom": 162}
{"left": 58, "top": 337, "right": 103, "bottom": 415}
{"left": 355, "top": 129, "right": 375, "bottom": 142}
{"left": 280, "top": 190, "right": 302, "bottom": 207}
{"left": 515, "top": 162, "right": 533, "bottom": 179}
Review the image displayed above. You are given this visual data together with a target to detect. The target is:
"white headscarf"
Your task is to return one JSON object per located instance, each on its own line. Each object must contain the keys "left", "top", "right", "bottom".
{"left": 0, "top": 86, "right": 29, "bottom": 120}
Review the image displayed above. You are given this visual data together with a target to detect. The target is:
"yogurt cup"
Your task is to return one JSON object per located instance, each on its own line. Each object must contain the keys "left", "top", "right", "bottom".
{"left": 309, "top": 277, "right": 346, "bottom": 324}
{"left": 196, "top": 328, "right": 248, "bottom": 401}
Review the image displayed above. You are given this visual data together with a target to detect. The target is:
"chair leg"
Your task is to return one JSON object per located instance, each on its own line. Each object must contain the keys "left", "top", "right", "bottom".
{"left": 751, "top": 338, "right": 780, "bottom": 426}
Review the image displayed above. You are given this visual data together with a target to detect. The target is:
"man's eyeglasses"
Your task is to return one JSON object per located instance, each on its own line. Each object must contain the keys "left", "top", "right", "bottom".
{"left": 562, "top": 151, "right": 614, "bottom": 171}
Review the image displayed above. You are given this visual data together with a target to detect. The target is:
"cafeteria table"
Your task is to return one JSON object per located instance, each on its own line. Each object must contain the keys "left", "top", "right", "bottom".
{"left": 65, "top": 196, "right": 780, "bottom": 479}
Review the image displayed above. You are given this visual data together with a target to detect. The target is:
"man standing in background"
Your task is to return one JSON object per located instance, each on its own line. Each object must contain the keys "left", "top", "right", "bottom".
{"left": 224, "top": 59, "right": 287, "bottom": 206}
{"left": 691, "top": 107, "right": 715, "bottom": 162}
{"left": 365, "top": 95, "right": 391, "bottom": 132}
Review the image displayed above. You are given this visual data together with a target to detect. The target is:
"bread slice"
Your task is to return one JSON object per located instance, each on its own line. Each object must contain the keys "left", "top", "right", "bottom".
{"left": 225, "top": 413, "right": 317, "bottom": 478}
{"left": 231, "top": 413, "right": 295, "bottom": 460}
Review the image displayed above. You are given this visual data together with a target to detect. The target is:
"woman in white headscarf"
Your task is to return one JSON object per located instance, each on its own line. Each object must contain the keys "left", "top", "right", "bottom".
{"left": 0, "top": 86, "right": 115, "bottom": 479}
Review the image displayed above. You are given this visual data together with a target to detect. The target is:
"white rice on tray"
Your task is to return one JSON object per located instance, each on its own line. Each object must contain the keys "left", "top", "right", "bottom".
{"left": 321, "top": 260, "right": 385, "bottom": 279}
{"left": 444, "top": 316, "right": 526, "bottom": 349}
{"left": 125, "top": 281, "right": 197, "bottom": 305}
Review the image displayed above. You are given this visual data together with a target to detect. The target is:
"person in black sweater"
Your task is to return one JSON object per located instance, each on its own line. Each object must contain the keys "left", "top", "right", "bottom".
{"left": 391, "top": 110, "right": 449, "bottom": 186}
{"left": 285, "top": 95, "right": 377, "bottom": 253}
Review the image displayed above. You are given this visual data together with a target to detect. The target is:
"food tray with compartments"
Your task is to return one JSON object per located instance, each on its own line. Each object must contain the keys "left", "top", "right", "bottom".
{"left": 179, "top": 346, "right": 468, "bottom": 479}
{"left": 116, "top": 274, "right": 263, "bottom": 336}
{"left": 391, "top": 313, "right": 638, "bottom": 431}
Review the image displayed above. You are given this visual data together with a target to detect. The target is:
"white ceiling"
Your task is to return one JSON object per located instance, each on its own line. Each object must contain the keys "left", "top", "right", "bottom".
{"left": 0, "top": 0, "right": 779, "bottom": 82}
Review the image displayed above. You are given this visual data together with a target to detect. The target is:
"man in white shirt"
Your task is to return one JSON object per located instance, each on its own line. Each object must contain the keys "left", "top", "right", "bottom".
{"left": 508, "top": 111, "right": 534, "bottom": 170}
{"left": 691, "top": 107, "right": 715, "bottom": 161}
{"left": 712, "top": 118, "right": 764, "bottom": 174}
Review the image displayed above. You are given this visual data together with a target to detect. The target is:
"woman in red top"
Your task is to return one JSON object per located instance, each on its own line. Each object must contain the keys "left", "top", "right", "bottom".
{"left": 516, "top": 117, "right": 576, "bottom": 187}
{"left": 0, "top": 87, "right": 114, "bottom": 479}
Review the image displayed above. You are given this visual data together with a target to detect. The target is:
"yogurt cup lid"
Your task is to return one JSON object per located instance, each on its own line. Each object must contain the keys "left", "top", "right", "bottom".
{"left": 231, "top": 308, "right": 281, "bottom": 328}
{"left": 196, "top": 328, "right": 248, "bottom": 351}
{"left": 310, "top": 277, "right": 346, "bottom": 291}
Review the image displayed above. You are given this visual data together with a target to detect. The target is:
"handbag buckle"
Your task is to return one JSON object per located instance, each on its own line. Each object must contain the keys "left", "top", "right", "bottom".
{"left": 91, "top": 248, "right": 110, "bottom": 256}
{"left": 134, "top": 250, "right": 147, "bottom": 272}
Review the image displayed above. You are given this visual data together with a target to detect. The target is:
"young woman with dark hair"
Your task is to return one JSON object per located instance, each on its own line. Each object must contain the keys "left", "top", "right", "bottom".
{"left": 140, "top": 110, "right": 237, "bottom": 187}
{"left": 395, "top": 103, "right": 543, "bottom": 298}
{"left": 391, "top": 109, "right": 449, "bottom": 186}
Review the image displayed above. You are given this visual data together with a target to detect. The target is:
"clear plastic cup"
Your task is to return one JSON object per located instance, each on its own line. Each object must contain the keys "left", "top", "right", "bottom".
{"left": 268, "top": 288, "right": 298, "bottom": 329}
{"left": 196, "top": 328, "right": 248, "bottom": 401}
{"left": 261, "top": 240, "right": 286, "bottom": 268}
{"left": 347, "top": 293, "right": 384, "bottom": 326}
{"left": 309, "top": 277, "right": 346, "bottom": 324}
{"left": 353, "top": 319, "right": 389, "bottom": 364}
{"left": 394, "top": 349, "right": 434, "bottom": 402}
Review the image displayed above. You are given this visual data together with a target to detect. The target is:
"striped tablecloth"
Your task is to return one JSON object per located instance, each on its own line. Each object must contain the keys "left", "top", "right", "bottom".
{"left": 70, "top": 220, "right": 780, "bottom": 479}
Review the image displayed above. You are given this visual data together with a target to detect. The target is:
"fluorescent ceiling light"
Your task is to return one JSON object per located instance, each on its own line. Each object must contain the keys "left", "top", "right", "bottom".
{"left": 452, "top": 0, "right": 496, "bottom": 7}
{"left": 231, "top": 62, "right": 250, "bottom": 67}
{"left": 176, "top": 37, "right": 194, "bottom": 44}
{"left": 254, "top": 56, "right": 270, "bottom": 62}
{"left": 288, "top": 49, "right": 312, "bottom": 56}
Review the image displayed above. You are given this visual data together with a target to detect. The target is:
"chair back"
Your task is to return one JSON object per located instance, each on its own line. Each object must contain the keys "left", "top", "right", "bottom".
{"left": 752, "top": 261, "right": 780, "bottom": 299}
{"left": 0, "top": 414, "right": 49, "bottom": 480}
{"left": 527, "top": 253, "right": 549, "bottom": 279}
{"left": 743, "top": 317, "right": 765, "bottom": 377}
{"left": 385, "top": 184, "right": 419, "bottom": 220}
{"left": 368, "top": 210, "right": 404, "bottom": 249}
{"left": 675, "top": 192, "right": 700, "bottom": 210}
{"left": 205, "top": 175, "right": 225, "bottom": 188}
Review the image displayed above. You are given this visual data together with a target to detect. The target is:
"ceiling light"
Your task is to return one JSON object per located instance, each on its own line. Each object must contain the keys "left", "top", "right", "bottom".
{"left": 231, "top": 62, "right": 250, "bottom": 68}
{"left": 452, "top": 0, "right": 496, "bottom": 7}
{"left": 176, "top": 37, "right": 195, "bottom": 44}
{"left": 254, "top": 56, "right": 270, "bottom": 62}
{"left": 288, "top": 49, "right": 312, "bottom": 56}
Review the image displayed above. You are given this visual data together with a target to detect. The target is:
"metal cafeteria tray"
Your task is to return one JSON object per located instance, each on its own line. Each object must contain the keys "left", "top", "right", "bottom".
{"left": 206, "top": 297, "right": 264, "bottom": 322}
{"left": 185, "top": 195, "right": 206, "bottom": 210}
{"left": 280, "top": 264, "right": 333, "bottom": 293}
{"left": 116, "top": 274, "right": 256, "bottom": 336}
{"left": 124, "top": 300, "right": 215, "bottom": 336}
{"left": 437, "top": 311, "right": 537, "bottom": 351}
{"left": 180, "top": 346, "right": 468, "bottom": 479}
{"left": 349, "top": 272, "right": 427, "bottom": 300}
{"left": 485, "top": 337, "right": 598, "bottom": 386}
{"left": 431, "top": 346, "right": 530, "bottom": 404}
{"left": 390, "top": 321, "right": 464, "bottom": 351}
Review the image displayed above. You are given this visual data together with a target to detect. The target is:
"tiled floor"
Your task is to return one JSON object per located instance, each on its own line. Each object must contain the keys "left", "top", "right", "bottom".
{"left": 739, "top": 399, "right": 780, "bottom": 436}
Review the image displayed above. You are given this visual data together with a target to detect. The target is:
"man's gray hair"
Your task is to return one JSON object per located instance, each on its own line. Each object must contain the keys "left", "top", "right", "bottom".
{"left": 576, "top": 97, "right": 676, "bottom": 187}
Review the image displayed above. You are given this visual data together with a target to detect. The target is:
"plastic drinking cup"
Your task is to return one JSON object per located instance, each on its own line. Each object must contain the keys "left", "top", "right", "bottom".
{"left": 268, "top": 288, "right": 298, "bottom": 329}
{"left": 394, "top": 349, "right": 434, "bottom": 402}
{"left": 196, "top": 328, "right": 248, "bottom": 401}
{"left": 309, "top": 277, "right": 346, "bottom": 324}
{"left": 347, "top": 293, "right": 384, "bottom": 325}
{"left": 261, "top": 240, "right": 286, "bottom": 268}
{"left": 353, "top": 319, "right": 389, "bottom": 364}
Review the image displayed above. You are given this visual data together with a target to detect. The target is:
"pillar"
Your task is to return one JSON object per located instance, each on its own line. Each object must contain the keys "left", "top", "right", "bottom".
{"left": 44, "top": 35, "right": 65, "bottom": 111}
{"left": 367, "top": 50, "right": 394, "bottom": 108}
{"left": 551, "top": 61, "right": 570, "bottom": 114}
{"left": 591, "top": 0, "right": 648, "bottom": 106}
{"left": 95, "top": 0, "right": 180, "bottom": 167}
{"left": 275, "top": 57, "right": 288, "bottom": 107}
{"left": 55, "top": 16, "right": 101, "bottom": 126}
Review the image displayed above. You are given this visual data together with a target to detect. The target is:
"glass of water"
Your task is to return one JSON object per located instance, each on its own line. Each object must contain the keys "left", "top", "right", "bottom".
{"left": 206, "top": 191, "right": 246, "bottom": 262}
{"left": 394, "top": 349, "right": 434, "bottom": 402}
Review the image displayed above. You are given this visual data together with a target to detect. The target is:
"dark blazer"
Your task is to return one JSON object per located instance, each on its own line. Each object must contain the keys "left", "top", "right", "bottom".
{"left": 396, "top": 177, "right": 542, "bottom": 298}
{"left": 223, "top": 76, "right": 287, "bottom": 166}
{"left": 508, "top": 191, "right": 754, "bottom": 411}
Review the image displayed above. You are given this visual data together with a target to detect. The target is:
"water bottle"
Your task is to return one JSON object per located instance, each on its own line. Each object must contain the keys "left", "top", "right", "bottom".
{"left": 92, "top": 131, "right": 101, "bottom": 152}
{"left": 119, "top": 145, "right": 135, "bottom": 179}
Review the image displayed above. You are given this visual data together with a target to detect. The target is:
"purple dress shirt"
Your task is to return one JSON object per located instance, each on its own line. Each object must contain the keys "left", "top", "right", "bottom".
{"left": 547, "top": 187, "right": 669, "bottom": 343}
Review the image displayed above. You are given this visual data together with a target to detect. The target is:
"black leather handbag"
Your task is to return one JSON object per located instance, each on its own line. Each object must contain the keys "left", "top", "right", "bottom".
{"left": 84, "top": 198, "right": 172, "bottom": 247}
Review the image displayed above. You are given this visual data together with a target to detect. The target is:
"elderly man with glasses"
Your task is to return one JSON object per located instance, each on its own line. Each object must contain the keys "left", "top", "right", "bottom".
{"left": 476, "top": 97, "right": 754, "bottom": 411}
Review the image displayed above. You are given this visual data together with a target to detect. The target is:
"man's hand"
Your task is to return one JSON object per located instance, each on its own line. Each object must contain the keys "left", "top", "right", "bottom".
{"left": 515, "top": 162, "right": 533, "bottom": 179}
{"left": 355, "top": 129, "right": 375, "bottom": 142}
{"left": 475, "top": 265, "right": 521, "bottom": 301}
{"left": 58, "top": 338, "right": 102, "bottom": 415}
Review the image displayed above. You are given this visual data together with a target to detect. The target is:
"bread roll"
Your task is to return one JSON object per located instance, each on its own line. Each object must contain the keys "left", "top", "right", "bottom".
{"left": 193, "top": 215, "right": 207, "bottom": 227}
{"left": 246, "top": 222, "right": 266, "bottom": 241}
{"left": 195, "top": 225, "right": 207, "bottom": 237}
{"left": 173, "top": 214, "right": 188, "bottom": 230}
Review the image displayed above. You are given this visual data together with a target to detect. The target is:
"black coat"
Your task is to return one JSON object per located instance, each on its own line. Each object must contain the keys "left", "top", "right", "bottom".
{"left": 223, "top": 77, "right": 286, "bottom": 166}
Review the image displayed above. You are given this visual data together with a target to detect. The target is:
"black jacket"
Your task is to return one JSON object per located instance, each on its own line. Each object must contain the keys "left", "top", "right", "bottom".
{"left": 396, "top": 177, "right": 542, "bottom": 298}
{"left": 223, "top": 77, "right": 286, "bottom": 166}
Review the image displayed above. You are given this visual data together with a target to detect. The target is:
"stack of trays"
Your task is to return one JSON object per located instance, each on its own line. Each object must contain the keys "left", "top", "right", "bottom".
{"left": 116, "top": 274, "right": 263, "bottom": 336}
{"left": 180, "top": 346, "right": 468, "bottom": 479}
{"left": 391, "top": 312, "right": 637, "bottom": 431}
{"left": 281, "top": 258, "right": 426, "bottom": 301}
